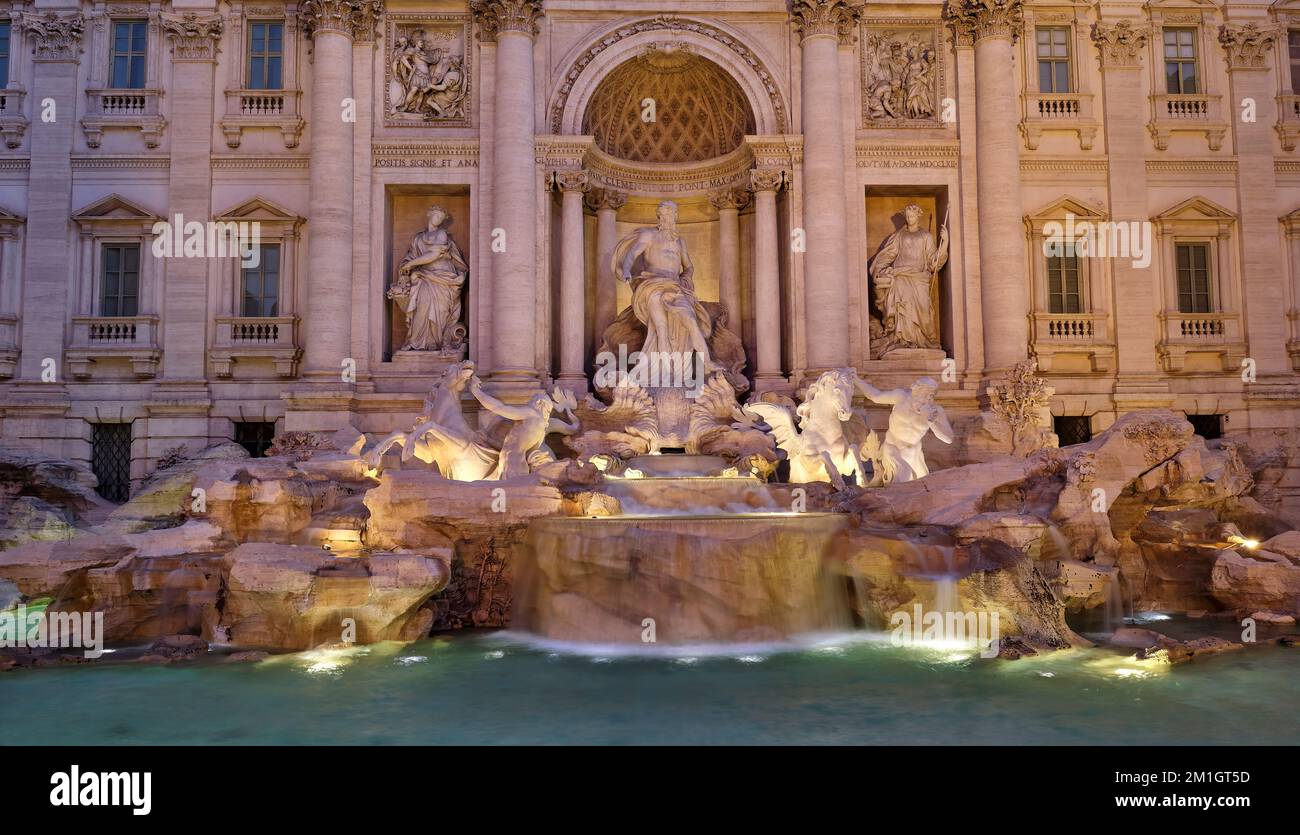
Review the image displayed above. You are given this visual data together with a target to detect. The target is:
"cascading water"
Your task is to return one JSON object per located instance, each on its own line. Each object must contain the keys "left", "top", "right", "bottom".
{"left": 511, "top": 472, "right": 852, "bottom": 645}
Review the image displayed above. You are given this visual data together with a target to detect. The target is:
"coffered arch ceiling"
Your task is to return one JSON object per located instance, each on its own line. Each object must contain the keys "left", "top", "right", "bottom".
{"left": 582, "top": 47, "right": 756, "bottom": 164}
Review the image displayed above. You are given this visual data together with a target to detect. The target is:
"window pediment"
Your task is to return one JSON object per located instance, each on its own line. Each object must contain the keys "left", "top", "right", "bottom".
{"left": 72, "top": 194, "right": 162, "bottom": 229}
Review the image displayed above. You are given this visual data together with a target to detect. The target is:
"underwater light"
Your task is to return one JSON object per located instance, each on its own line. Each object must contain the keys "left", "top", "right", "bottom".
{"left": 1226, "top": 534, "right": 1260, "bottom": 550}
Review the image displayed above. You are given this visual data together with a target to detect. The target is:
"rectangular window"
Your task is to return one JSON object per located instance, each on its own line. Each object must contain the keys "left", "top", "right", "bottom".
{"left": 234, "top": 421, "right": 278, "bottom": 458}
{"left": 1047, "top": 252, "right": 1082, "bottom": 314}
{"left": 1164, "top": 28, "right": 1198, "bottom": 95}
{"left": 241, "top": 244, "right": 280, "bottom": 317}
{"left": 1036, "top": 26, "right": 1072, "bottom": 94}
{"left": 1187, "top": 414, "right": 1222, "bottom": 440}
{"left": 91, "top": 422, "right": 133, "bottom": 503}
{"left": 0, "top": 22, "right": 11, "bottom": 89}
{"left": 1290, "top": 30, "right": 1300, "bottom": 92}
{"left": 247, "top": 22, "right": 284, "bottom": 90}
{"left": 1176, "top": 243, "right": 1212, "bottom": 313}
{"left": 110, "top": 20, "right": 148, "bottom": 89}
{"left": 100, "top": 244, "right": 140, "bottom": 317}
{"left": 1053, "top": 415, "right": 1093, "bottom": 446}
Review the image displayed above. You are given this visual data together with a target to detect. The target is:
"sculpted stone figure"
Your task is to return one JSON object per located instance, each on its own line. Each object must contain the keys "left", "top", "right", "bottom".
{"left": 870, "top": 203, "right": 948, "bottom": 354}
{"left": 468, "top": 378, "right": 580, "bottom": 480}
{"left": 854, "top": 374, "right": 953, "bottom": 485}
{"left": 864, "top": 33, "right": 936, "bottom": 121}
{"left": 366, "top": 361, "right": 497, "bottom": 480}
{"left": 612, "top": 200, "right": 716, "bottom": 377}
{"left": 389, "top": 205, "right": 468, "bottom": 353}
{"left": 744, "top": 369, "right": 867, "bottom": 490}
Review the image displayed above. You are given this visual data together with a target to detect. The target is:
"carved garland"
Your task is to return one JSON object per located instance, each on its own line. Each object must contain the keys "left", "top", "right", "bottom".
{"left": 1218, "top": 23, "right": 1277, "bottom": 70}
{"left": 161, "top": 13, "right": 224, "bottom": 61}
{"left": 548, "top": 16, "right": 789, "bottom": 135}
{"left": 22, "top": 12, "right": 85, "bottom": 61}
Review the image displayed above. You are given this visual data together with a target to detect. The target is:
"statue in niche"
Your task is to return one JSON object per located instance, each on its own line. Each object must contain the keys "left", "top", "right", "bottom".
{"left": 390, "top": 29, "right": 467, "bottom": 121}
{"left": 864, "top": 33, "right": 937, "bottom": 122}
{"left": 870, "top": 203, "right": 948, "bottom": 355}
{"left": 600, "top": 200, "right": 748, "bottom": 395}
{"left": 854, "top": 373, "right": 953, "bottom": 486}
{"left": 388, "top": 205, "right": 467, "bottom": 354}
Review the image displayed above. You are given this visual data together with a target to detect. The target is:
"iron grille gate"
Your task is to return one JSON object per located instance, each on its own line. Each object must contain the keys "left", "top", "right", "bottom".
{"left": 91, "top": 422, "right": 133, "bottom": 503}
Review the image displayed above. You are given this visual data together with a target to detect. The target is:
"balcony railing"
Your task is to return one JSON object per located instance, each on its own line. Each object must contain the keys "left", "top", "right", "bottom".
{"left": 67, "top": 315, "right": 161, "bottom": 378}
{"left": 0, "top": 89, "right": 27, "bottom": 149}
{"left": 1021, "top": 92, "right": 1097, "bottom": 150}
{"left": 212, "top": 316, "right": 301, "bottom": 377}
{"left": 0, "top": 313, "right": 17, "bottom": 378}
{"left": 1276, "top": 95, "right": 1300, "bottom": 151}
{"left": 1029, "top": 312, "right": 1113, "bottom": 372}
{"left": 1148, "top": 94, "right": 1226, "bottom": 150}
{"left": 82, "top": 89, "right": 165, "bottom": 148}
{"left": 1157, "top": 312, "right": 1245, "bottom": 372}
{"left": 221, "top": 89, "right": 304, "bottom": 149}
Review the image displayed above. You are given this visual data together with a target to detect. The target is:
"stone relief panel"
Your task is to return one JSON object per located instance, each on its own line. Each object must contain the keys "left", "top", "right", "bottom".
{"left": 860, "top": 21, "right": 944, "bottom": 128}
{"left": 385, "top": 15, "right": 471, "bottom": 128}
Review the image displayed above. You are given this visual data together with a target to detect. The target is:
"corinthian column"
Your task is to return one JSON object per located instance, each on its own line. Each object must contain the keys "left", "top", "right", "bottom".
{"left": 945, "top": 0, "right": 1029, "bottom": 373}
{"left": 473, "top": 0, "right": 545, "bottom": 392}
{"left": 710, "top": 188, "right": 751, "bottom": 339}
{"left": 1221, "top": 23, "right": 1289, "bottom": 379}
{"left": 586, "top": 188, "right": 626, "bottom": 344}
{"left": 790, "top": 0, "right": 857, "bottom": 372}
{"left": 18, "top": 13, "right": 83, "bottom": 383}
{"left": 750, "top": 169, "right": 788, "bottom": 390}
{"left": 554, "top": 170, "right": 589, "bottom": 394}
{"left": 1090, "top": 19, "right": 1166, "bottom": 398}
{"left": 300, "top": 0, "right": 381, "bottom": 380}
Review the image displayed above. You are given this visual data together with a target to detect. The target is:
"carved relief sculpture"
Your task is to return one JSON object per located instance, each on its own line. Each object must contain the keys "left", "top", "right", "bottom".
{"left": 387, "top": 19, "right": 469, "bottom": 124}
{"left": 869, "top": 203, "right": 949, "bottom": 355}
{"left": 863, "top": 29, "right": 939, "bottom": 123}
{"left": 389, "top": 205, "right": 468, "bottom": 354}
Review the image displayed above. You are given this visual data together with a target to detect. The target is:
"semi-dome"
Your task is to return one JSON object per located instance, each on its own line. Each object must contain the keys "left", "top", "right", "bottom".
{"left": 582, "top": 45, "right": 755, "bottom": 164}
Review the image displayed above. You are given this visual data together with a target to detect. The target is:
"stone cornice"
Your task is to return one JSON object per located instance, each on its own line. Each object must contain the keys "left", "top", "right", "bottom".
{"left": 1219, "top": 23, "right": 1277, "bottom": 70}
{"left": 944, "top": 0, "right": 1024, "bottom": 45}
{"left": 856, "top": 143, "right": 959, "bottom": 168}
{"left": 21, "top": 12, "right": 84, "bottom": 62}
{"left": 300, "top": 0, "right": 383, "bottom": 41}
{"left": 372, "top": 141, "right": 480, "bottom": 168}
{"left": 1090, "top": 20, "right": 1149, "bottom": 70}
{"left": 162, "top": 12, "right": 224, "bottom": 62}
{"left": 471, "top": 0, "right": 544, "bottom": 43}
{"left": 789, "top": 0, "right": 859, "bottom": 42}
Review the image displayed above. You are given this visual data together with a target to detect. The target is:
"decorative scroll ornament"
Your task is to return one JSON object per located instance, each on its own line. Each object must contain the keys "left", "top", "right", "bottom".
{"left": 943, "top": 0, "right": 1024, "bottom": 44}
{"left": 749, "top": 168, "right": 788, "bottom": 193}
{"left": 23, "top": 12, "right": 85, "bottom": 61}
{"left": 1090, "top": 20, "right": 1150, "bottom": 68}
{"left": 162, "top": 13, "right": 224, "bottom": 61}
{"left": 553, "top": 169, "right": 590, "bottom": 192}
{"left": 790, "top": 0, "right": 859, "bottom": 41}
{"left": 1219, "top": 23, "right": 1277, "bottom": 70}
{"left": 471, "top": 0, "right": 544, "bottom": 42}
{"left": 300, "top": 0, "right": 384, "bottom": 40}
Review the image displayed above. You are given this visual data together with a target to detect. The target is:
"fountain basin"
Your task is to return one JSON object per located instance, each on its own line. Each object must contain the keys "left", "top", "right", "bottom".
{"left": 513, "top": 513, "right": 849, "bottom": 645}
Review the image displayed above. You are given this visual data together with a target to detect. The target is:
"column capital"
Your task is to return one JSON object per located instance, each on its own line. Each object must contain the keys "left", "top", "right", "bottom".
{"left": 709, "top": 188, "right": 752, "bottom": 213}
{"left": 21, "top": 12, "right": 84, "bottom": 62}
{"left": 749, "top": 168, "right": 789, "bottom": 194}
{"left": 552, "top": 169, "right": 589, "bottom": 193}
{"left": 789, "top": 1, "right": 859, "bottom": 43}
{"left": 473, "top": 0, "right": 545, "bottom": 43}
{"left": 300, "top": 0, "right": 383, "bottom": 41}
{"left": 1090, "top": 20, "right": 1150, "bottom": 70}
{"left": 585, "top": 188, "right": 627, "bottom": 213}
{"left": 1219, "top": 23, "right": 1278, "bottom": 72}
{"left": 943, "top": 0, "right": 1024, "bottom": 45}
{"left": 162, "top": 13, "right": 224, "bottom": 62}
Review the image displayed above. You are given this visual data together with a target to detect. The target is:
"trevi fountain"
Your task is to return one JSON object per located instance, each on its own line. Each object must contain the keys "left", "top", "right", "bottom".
{"left": 1, "top": 0, "right": 1299, "bottom": 747}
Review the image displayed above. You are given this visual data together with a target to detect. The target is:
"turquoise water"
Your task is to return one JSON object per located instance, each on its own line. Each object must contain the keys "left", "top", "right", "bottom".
{"left": 3, "top": 630, "right": 1297, "bottom": 745}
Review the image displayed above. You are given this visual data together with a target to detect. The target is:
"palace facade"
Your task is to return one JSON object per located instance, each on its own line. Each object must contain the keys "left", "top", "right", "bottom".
{"left": 1, "top": 0, "right": 1300, "bottom": 505}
